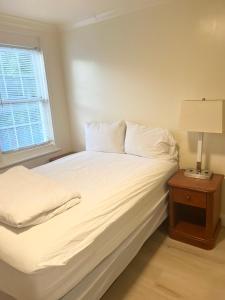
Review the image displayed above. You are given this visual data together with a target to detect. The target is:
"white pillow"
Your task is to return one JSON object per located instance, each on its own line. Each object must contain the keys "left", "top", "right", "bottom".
{"left": 125, "top": 122, "right": 177, "bottom": 160}
{"left": 85, "top": 121, "right": 126, "bottom": 153}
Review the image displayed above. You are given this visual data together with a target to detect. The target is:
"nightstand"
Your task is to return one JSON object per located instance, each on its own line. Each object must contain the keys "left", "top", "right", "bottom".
{"left": 49, "top": 152, "right": 75, "bottom": 162}
{"left": 168, "top": 170, "right": 224, "bottom": 250}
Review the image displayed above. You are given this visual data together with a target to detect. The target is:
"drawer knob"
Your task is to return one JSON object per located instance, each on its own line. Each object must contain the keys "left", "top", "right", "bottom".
{"left": 186, "top": 194, "right": 191, "bottom": 200}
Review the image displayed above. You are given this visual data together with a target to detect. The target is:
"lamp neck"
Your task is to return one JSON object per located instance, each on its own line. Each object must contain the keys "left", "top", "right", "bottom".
{"left": 196, "top": 132, "right": 204, "bottom": 173}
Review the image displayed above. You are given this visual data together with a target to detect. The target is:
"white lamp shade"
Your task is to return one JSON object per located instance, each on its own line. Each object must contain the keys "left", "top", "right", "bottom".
{"left": 179, "top": 100, "right": 225, "bottom": 133}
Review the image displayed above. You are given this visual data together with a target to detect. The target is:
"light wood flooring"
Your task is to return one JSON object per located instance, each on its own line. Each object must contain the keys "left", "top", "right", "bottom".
{"left": 1, "top": 226, "right": 225, "bottom": 300}
{"left": 101, "top": 225, "right": 225, "bottom": 300}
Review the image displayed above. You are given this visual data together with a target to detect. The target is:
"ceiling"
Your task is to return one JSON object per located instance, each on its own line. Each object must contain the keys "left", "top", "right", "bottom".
{"left": 0, "top": 0, "right": 168, "bottom": 28}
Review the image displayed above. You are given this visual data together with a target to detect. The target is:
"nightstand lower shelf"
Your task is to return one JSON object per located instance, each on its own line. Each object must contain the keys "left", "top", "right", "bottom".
{"left": 174, "top": 221, "right": 206, "bottom": 238}
{"left": 169, "top": 219, "right": 221, "bottom": 250}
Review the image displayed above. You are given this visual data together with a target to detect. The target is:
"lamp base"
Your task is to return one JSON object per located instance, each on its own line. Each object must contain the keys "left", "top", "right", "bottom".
{"left": 184, "top": 168, "right": 212, "bottom": 180}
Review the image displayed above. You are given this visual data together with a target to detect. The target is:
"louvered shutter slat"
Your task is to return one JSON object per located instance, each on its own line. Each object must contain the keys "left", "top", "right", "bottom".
{"left": 0, "top": 46, "right": 53, "bottom": 152}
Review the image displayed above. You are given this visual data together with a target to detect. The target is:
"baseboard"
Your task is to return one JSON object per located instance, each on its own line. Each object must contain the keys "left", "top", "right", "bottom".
{"left": 221, "top": 214, "right": 225, "bottom": 227}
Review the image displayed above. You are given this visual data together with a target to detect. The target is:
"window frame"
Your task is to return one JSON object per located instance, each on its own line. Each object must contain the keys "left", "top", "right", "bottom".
{"left": 0, "top": 44, "right": 55, "bottom": 154}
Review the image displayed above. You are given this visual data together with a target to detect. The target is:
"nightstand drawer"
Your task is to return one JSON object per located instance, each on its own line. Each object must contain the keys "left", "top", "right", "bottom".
{"left": 172, "top": 188, "right": 206, "bottom": 208}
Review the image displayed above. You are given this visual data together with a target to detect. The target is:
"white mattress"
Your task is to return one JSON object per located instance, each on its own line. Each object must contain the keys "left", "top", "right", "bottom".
{"left": 0, "top": 151, "right": 177, "bottom": 300}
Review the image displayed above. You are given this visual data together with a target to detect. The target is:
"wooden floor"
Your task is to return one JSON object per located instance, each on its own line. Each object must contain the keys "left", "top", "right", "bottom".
{"left": 102, "top": 225, "right": 225, "bottom": 300}
{"left": 1, "top": 226, "right": 225, "bottom": 300}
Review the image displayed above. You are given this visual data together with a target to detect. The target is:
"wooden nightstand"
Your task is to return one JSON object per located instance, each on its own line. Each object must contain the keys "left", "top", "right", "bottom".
{"left": 168, "top": 170, "right": 223, "bottom": 250}
{"left": 49, "top": 152, "right": 75, "bottom": 162}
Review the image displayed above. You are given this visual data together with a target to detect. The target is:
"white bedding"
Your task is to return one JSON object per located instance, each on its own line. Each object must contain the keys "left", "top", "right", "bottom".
{"left": 62, "top": 197, "right": 167, "bottom": 300}
{"left": 0, "top": 151, "right": 177, "bottom": 298}
{"left": 0, "top": 189, "right": 168, "bottom": 300}
{"left": 0, "top": 166, "right": 80, "bottom": 228}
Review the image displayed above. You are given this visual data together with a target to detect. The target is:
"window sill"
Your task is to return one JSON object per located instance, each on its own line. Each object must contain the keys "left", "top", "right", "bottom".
{"left": 0, "top": 143, "right": 61, "bottom": 170}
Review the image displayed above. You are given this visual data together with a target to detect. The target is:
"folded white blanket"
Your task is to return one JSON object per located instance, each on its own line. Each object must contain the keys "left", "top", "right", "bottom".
{"left": 0, "top": 166, "right": 81, "bottom": 228}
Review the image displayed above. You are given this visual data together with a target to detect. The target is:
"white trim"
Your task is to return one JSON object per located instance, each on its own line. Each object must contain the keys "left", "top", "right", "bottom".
{"left": 59, "top": 0, "right": 171, "bottom": 31}
{"left": 221, "top": 214, "right": 225, "bottom": 227}
{"left": 0, "top": 13, "right": 57, "bottom": 33}
{"left": 0, "top": 30, "right": 40, "bottom": 49}
{"left": 0, "top": 1, "right": 171, "bottom": 32}
{"left": 0, "top": 0, "right": 171, "bottom": 32}
{"left": 0, "top": 143, "right": 61, "bottom": 170}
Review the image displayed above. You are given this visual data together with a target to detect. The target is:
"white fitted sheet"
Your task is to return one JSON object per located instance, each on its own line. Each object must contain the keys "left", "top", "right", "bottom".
{"left": 62, "top": 196, "right": 167, "bottom": 300}
{"left": 0, "top": 190, "right": 167, "bottom": 300}
{"left": 0, "top": 151, "right": 177, "bottom": 300}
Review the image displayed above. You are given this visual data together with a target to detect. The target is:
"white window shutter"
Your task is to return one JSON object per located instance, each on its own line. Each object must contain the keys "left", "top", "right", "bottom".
{"left": 0, "top": 46, "right": 54, "bottom": 153}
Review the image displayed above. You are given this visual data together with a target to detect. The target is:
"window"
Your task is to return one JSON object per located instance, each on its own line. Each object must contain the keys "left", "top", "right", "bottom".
{"left": 0, "top": 46, "right": 54, "bottom": 153}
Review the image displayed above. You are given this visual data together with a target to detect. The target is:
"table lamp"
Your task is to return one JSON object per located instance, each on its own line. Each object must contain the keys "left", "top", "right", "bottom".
{"left": 179, "top": 99, "right": 224, "bottom": 179}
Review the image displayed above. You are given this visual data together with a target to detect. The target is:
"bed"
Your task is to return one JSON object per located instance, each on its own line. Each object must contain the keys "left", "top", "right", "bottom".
{"left": 0, "top": 151, "right": 177, "bottom": 300}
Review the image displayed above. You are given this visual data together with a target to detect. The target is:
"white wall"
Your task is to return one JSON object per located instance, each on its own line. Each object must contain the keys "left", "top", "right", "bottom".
{"left": 0, "top": 15, "right": 72, "bottom": 169}
{"left": 61, "top": 0, "right": 225, "bottom": 216}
